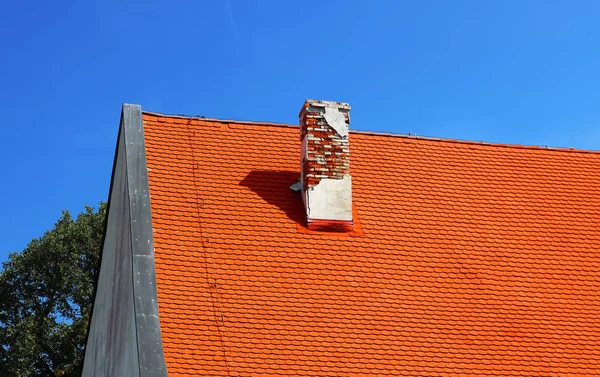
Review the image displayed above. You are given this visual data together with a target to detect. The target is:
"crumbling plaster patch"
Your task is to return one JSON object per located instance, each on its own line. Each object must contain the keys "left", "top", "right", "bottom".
{"left": 323, "top": 107, "right": 349, "bottom": 138}
{"left": 306, "top": 174, "right": 353, "bottom": 221}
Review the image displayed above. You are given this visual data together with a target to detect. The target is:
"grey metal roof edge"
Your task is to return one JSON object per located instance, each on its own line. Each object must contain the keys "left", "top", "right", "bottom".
{"left": 122, "top": 104, "right": 168, "bottom": 377}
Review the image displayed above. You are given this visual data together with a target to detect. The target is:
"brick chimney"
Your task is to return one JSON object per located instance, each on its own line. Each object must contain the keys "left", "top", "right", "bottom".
{"left": 299, "top": 99, "right": 352, "bottom": 230}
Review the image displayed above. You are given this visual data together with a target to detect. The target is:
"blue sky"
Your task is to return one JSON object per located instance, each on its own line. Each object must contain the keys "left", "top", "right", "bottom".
{"left": 2, "top": 0, "right": 600, "bottom": 263}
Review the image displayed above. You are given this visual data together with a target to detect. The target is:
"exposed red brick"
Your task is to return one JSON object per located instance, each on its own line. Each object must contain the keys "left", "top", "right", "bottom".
{"left": 299, "top": 101, "right": 350, "bottom": 191}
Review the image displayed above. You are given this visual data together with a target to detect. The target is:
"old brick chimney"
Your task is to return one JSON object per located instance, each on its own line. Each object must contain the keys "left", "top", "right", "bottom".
{"left": 299, "top": 99, "right": 352, "bottom": 230}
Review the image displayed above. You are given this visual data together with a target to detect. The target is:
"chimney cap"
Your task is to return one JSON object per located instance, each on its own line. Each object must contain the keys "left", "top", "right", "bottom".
{"left": 305, "top": 99, "right": 351, "bottom": 110}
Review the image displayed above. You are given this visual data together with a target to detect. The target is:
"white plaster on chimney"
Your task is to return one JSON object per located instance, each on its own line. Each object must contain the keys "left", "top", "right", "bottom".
{"left": 323, "top": 107, "right": 349, "bottom": 138}
{"left": 306, "top": 175, "right": 352, "bottom": 221}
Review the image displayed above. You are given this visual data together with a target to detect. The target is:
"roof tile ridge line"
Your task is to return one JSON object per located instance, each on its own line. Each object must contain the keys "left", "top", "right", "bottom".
{"left": 352, "top": 129, "right": 600, "bottom": 154}
{"left": 142, "top": 110, "right": 600, "bottom": 154}
{"left": 184, "top": 119, "right": 238, "bottom": 376}
{"left": 378, "top": 134, "right": 600, "bottom": 154}
{"left": 142, "top": 110, "right": 298, "bottom": 129}
{"left": 123, "top": 104, "right": 168, "bottom": 377}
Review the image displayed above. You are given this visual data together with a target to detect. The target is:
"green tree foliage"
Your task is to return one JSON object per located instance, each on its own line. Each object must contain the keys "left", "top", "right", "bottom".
{"left": 0, "top": 203, "right": 107, "bottom": 377}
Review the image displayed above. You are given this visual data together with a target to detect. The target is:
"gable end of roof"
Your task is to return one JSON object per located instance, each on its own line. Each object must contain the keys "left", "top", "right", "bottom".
{"left": 82, "top": 104, "right": 167, "bottom": 377}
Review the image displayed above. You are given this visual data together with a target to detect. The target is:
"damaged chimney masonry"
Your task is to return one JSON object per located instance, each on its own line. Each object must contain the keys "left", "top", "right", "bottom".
{"left": 299, "top": 99, "right": 353, "bottom": 230}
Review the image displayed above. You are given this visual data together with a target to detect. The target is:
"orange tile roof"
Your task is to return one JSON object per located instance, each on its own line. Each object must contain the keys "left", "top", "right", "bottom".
{"left": 142, "top": 112, "right": 600, "bottom": 376}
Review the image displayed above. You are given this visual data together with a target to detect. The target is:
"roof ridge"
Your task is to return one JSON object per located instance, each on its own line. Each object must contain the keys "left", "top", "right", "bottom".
{"left": 142, "top": 110, "right": 600, "bottom": 155}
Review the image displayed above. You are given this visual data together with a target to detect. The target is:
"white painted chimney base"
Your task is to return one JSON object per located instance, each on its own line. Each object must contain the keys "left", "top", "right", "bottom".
{"left": 305, "top": 174, "right": 353, "bottom": 222}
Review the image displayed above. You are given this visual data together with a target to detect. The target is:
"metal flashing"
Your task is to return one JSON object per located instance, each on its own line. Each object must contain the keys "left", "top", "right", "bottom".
{"left": 122, "top": 104, "right": 168, "bottom": 377}
{"left": 82, "top": 105, "right": 167, "bottom": 377}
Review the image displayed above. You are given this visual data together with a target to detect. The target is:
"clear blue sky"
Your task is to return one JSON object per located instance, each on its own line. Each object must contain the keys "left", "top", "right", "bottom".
{"left": 2, "top": 0, "right": 600, "bottom": 263}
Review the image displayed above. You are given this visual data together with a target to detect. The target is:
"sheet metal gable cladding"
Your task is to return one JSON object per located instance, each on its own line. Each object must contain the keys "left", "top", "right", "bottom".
{"left": 299, "top": 99, "right": 353, "bottom": 227}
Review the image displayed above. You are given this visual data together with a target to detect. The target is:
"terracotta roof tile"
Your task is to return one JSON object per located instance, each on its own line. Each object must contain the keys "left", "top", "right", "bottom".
{"left": 143, "top": 112, "right": 600, "bottom": 376}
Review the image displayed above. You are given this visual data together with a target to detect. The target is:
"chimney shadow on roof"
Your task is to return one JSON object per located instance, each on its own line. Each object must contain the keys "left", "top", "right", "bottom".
{"left": 239, "top": 170, "right": 305, "bottom": 226}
